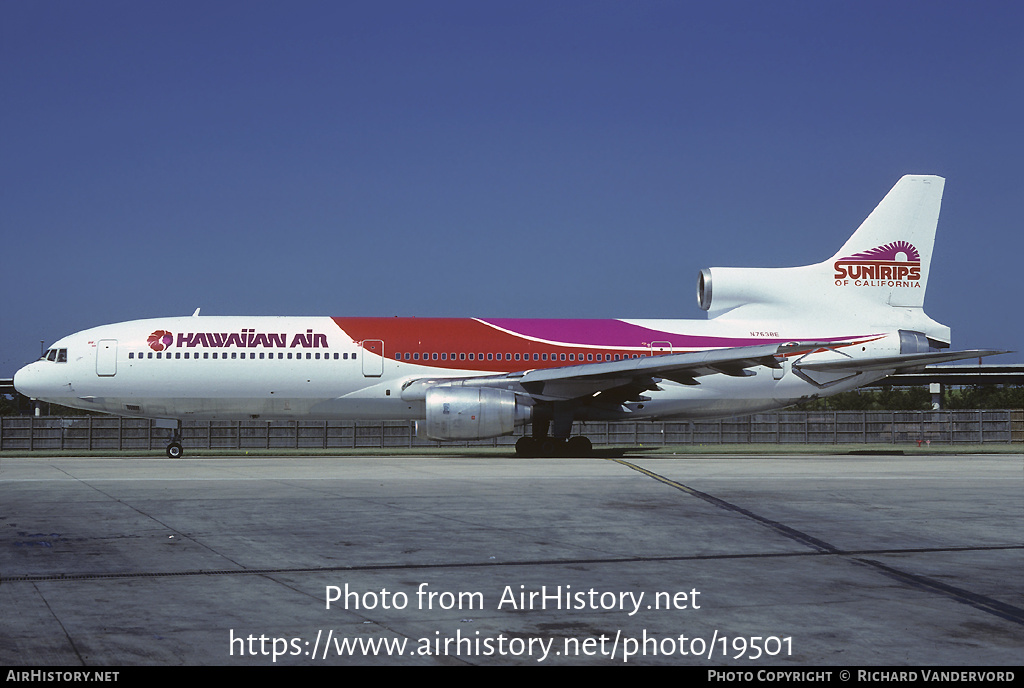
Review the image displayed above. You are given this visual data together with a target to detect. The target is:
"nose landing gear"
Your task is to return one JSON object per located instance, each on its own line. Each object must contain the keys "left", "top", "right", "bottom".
{"left": 165, "top": 423, "right": 183, "bottom": 459}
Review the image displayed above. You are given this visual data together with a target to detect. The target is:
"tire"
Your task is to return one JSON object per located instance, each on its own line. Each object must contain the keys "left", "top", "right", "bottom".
{"left": 566, "top": 436, "right": 593, "bottom": 457}
{"left": 515, "top": 437, "right": 539, "bottom": 458}
{"left": 166, "top": 442, "right": 183, "bottom": 459}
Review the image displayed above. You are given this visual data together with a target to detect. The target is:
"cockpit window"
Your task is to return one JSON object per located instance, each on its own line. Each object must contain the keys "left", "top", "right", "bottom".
{"left": 40, "top": 348, "right": 67, "bottom": 362}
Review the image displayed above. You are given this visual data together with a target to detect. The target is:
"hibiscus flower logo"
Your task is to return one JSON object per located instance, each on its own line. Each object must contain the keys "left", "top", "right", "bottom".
{"left": 148, "top": 330, "right": 174, "bottom": 352}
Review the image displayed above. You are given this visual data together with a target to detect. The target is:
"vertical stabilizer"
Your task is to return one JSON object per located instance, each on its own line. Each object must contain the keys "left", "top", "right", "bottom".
{"left": 828, "top": 175, "right": 944, "bottom": 308}
{"left": 697, "top": 175, "right": 947, "bottom": 333}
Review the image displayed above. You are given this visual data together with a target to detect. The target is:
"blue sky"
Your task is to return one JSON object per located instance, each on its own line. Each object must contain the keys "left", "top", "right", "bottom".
{"left": 2, "top": 1, "right": 1022, "bottom": 373}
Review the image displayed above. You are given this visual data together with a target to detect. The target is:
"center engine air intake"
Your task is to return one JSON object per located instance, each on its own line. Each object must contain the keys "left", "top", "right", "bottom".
{"left": 418, "top": 386, "right": 532, "bottom": 441}
{"left": 697, "top": 268, "right": 713, "bottom": 311}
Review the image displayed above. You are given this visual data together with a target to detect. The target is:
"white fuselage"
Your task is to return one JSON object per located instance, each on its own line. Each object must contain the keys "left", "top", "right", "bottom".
{"left": 13, "top": 314, "right": 900, "bottom": 423}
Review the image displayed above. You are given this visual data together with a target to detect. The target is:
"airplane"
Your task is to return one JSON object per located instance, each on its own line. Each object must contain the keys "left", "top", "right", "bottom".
{"left": 13, "top": 175, "right": 1005, "bottom": 458}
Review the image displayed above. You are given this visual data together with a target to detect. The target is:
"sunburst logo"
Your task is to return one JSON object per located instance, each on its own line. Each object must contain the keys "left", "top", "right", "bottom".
{"left": 148, "top": 330, "right": 174, "bottom": 351}
{"left": 834, "top": 241, "right": 921, "bottom": 285}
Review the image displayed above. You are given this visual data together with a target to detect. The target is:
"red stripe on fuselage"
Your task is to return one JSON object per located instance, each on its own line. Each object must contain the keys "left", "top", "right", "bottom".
{"left": 332, "top": 317, "right": 621, "bottom": 372}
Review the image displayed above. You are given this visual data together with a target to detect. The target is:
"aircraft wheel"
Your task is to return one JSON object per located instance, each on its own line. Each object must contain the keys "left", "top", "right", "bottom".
{"left": 566, "top": 436, "right": 593, "bottom": 457}
{"left": 515, "top": 437, "right": 539, "bottom": 458}
{"left": 166, "top": 442, "right": 183, "bottom": 459}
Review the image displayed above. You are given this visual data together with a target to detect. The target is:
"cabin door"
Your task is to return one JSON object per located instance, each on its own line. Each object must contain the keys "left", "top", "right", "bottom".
{"left": 96, "top": 339, "right": 117, "bottom": 377}
{"left": 362, "top": 340, "right": 384, "bottom": 377}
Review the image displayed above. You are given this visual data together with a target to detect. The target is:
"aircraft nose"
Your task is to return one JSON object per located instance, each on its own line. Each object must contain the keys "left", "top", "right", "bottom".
{"left": 13, "top": 362, "right": 46, "bottom": 398}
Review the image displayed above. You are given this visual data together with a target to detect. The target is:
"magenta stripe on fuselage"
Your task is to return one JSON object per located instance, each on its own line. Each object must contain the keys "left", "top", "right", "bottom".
{"left": 481, "top": 318, "right": 812, "bottom": 349}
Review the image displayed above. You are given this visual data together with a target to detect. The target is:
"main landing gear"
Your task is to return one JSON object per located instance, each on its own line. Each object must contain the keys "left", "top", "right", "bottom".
{"left": 515, "top": 414, "right": 593, "bottom": 457}
{"left": 515, "top": 435, "right": 593, "bottom": 457}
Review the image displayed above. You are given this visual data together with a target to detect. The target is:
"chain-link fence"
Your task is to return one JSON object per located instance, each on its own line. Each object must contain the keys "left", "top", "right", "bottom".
{"left": 2, "top": 409, "right": 1020, "bottom": 451}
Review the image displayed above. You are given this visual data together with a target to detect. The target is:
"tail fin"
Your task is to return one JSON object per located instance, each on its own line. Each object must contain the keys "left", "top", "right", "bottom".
{"left": 828, "top": 175, "right": 943, "bottom": 309}
{"left": 697, "top": 175, "right": 945, "bottom": 325}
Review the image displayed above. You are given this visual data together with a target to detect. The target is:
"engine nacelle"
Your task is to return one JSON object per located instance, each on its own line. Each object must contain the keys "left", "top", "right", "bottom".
{"left": 697, "top": 264, "right": 828, "bottom": 319}
{"left": 417, "top": 386, "right": 532, "bottom": 441}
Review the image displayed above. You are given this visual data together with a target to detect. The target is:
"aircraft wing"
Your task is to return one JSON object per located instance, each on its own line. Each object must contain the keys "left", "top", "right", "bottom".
{"left": 403, "top": 342, "right": 831, "bottom": 405}
{"left": 402, "top": 342, "right": 1009, "bottom": 406}
{"left": 400, "top": 342, "right": 789, "bottom": 402}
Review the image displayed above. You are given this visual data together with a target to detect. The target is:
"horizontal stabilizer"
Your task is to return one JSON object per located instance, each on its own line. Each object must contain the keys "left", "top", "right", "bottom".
{"left": 794, "top": 350, "right": 1010, "bottom": 374}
